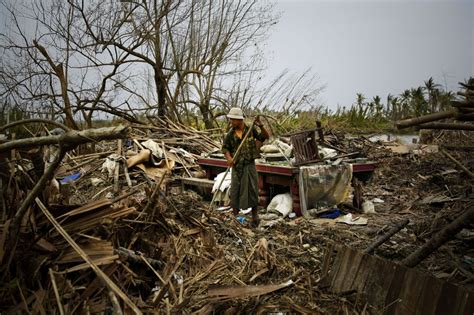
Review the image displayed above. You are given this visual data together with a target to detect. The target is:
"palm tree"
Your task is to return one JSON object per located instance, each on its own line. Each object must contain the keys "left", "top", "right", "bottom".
{"left": 424, "top": 77, "right": 441, "bottom": 112}
{"left": 355, "top": 93, "right": 365, "bottom": 108}
{"left": 390, "top": 96, "right": 399, "bottom": 120}
{"left": 372, "top": 95, "right": 382, "bottom": 119}
{"left": 411, "top": 87, "right": 428, "bottom": 116}
{"left": 400, "top": 89, "right": 411, "bottom": 118}
{"left": 386, "top": 93, "right": 393, "bottom": 117}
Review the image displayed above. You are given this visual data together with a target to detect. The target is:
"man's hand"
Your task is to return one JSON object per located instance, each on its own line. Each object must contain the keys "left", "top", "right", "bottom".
{"left": 225, "top": 152, "right": 234, "bottom": 166}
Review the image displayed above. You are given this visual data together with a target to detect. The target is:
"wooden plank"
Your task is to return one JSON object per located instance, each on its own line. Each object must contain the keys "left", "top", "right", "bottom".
{"left": 460, "top": 290, "right": 474, "bottom": 315}
{"left": 363, "top": 256, "right": 396, "bottom": 310}
{"left": 320, "top": 243, "right": 335, "bottom": 283}
{"left": 394, "top": 268, "right": 427, "bottom": 315}
{"left": 326, "top": 245, "right": 344, "bottom": 290}
{"left": 351, "top": 252, "right": 376, "bottom": 296}
{"left": 339, "top": 249, "right": 365, "bottom": 293}
{"left": 332, "top": 247, "right": 358, "bottom": 293}
{"left": 56, "top": 199, "right": 112, "bottom": 220}
{"left": 384, "top": 264, "right": 408, "bottom": 315}
{"left": 321, "top": 245, "right": 474, "bottom": 315}
{"left": 434, "top": 281, "right": 470, "bottom": 315}
{"left": 61, "top": 206, "right": 136, "bottom": 233}
{"left": 414, "top": 273, "right": 443, "bottom": 315}
{"left": 207, "top": 280, "right": 294, "bottom": 300}
{"left": 180, "top": 177, "right": 214, "bottom": 188}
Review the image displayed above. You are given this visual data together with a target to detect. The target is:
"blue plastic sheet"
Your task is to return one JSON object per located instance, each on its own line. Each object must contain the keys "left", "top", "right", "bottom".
{"left": 59, "top": 172, "right": 81, "bottom": 184}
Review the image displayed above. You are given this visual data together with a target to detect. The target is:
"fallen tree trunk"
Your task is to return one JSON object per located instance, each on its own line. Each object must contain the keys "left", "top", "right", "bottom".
{"left": 395, "top": 109, "right": 457, "bottom": 129}
{"left": 417, "top": 122, "right": 474, "bottom": 131}
{"left": 451, "top": 100, "right": 474, "bottom": 108}
{"left": 401, "top": 207, "right": 474, "bottom": 268}
{"left": 0, "top": 125, "right": 129, "bottom": 153}
{"left": 0, "top": 119, "right": 71, "bottom": 133}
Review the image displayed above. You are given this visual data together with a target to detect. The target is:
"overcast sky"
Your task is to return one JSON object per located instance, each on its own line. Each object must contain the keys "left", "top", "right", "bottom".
{"left": 264, "top": 0, "right": 473, "bottom": 110}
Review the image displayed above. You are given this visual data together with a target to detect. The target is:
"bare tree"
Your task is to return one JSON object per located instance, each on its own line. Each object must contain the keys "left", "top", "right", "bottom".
{"left": 1, "top": 0, "right": 321, "bottom": 132}
{"left": 70, "top": 0, "right": 278, "bottom": 128}
{"left": 0, "top": 0, "right": 142, "bottom": 129}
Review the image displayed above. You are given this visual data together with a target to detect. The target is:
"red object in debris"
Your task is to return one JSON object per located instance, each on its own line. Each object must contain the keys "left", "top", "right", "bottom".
{"left": 198, "top": 157, "right": 377, "bottom": 217}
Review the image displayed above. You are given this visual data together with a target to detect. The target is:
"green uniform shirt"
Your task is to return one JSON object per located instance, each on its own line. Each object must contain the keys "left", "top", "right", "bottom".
{"left": 222, "top": 124, "right": 267, "bottom": 163}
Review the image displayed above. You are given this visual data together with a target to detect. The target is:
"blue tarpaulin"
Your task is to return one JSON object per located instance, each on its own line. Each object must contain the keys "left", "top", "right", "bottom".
{"left": 59, "top": 172, "right": 81, "bottom": 184}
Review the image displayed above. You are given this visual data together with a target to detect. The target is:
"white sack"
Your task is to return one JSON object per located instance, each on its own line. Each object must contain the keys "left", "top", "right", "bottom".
{"left": 267, "top": 193, "right": 293, "bottom": 217}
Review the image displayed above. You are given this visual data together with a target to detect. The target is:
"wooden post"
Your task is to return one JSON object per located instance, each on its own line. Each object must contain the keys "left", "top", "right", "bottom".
{"left": 113, "top": 139, "right": 122, "bottom": 194}
{"left": 316, "top": 120, "right": 324, "bottom": 142}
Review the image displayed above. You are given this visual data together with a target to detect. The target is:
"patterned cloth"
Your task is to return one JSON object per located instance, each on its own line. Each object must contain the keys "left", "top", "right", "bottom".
{"left": 222, "top": 125, "right": 266, "bottom": 163}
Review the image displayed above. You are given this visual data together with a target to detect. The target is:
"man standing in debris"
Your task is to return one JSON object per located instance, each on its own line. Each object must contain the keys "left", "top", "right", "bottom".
{"left": 222, "top": 107, "right": 269, "bottom": 227}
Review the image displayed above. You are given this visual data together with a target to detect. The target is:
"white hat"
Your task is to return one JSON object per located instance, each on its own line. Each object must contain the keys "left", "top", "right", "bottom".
{"left": 226, "top": 107, "right": 244, "bottom": 120}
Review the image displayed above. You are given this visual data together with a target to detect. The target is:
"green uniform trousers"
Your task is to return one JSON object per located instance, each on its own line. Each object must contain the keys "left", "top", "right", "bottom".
{"left": 230, "top": 160, "right": 259, "bottom": 210}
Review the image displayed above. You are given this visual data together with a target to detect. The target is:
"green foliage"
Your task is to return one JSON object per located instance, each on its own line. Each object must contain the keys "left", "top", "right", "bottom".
{"left": 268, "top": 77, "right": 458, "bottom": 134}
{"left": 325, "top": 77, "right": 456, "bottom": 132}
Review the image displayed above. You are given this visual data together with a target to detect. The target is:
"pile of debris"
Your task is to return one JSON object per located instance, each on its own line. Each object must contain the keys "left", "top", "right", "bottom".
{"left": 0, "top": 115, "right": 473, "bottom": 314}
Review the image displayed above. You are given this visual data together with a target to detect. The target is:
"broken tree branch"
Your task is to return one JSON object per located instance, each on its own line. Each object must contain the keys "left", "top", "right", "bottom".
{"left": 440, "top": 149, "right": 474, "bottom": 179}
{"left": 401, "top": 207, "right": 474, "bottom": 268}
{"left": 0, "top": 126, "right": 129, "bottom": 153}
{"left": 0, "top": 119, "right": 71, "bottom": 133}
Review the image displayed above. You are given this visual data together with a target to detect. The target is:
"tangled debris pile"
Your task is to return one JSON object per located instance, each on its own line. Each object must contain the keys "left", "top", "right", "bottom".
{"left": 0, "top": 117, "right": 473, "bottom": 314}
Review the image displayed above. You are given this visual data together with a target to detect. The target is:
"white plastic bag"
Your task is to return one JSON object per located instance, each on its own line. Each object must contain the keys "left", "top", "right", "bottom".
{"left": 362, "top": 200, "right": 376, "bottom": 213}
{"left": 141, "top": 139, "right": 164, "bottom": 158}
{"left": 101, "top": 154, "right": 122, "bottom": 177}
{"left": 212, "top": 170, "right": 232, "bottom": 193}
{"left": 267, "top": 193, "right": 293, "bottom": 217}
